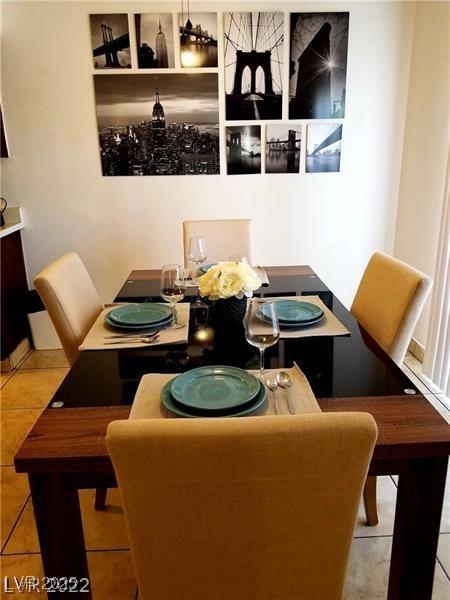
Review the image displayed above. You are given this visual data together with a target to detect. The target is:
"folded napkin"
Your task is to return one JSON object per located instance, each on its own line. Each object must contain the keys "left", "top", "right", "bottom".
{"left": 129, "top": 363, "right": 320, "bottom": 419}
{"left": 79, "top": 303, "right": 190, "bottom": 351}
{"left": 265, "top": 295, "right": 350, "bottom": 339}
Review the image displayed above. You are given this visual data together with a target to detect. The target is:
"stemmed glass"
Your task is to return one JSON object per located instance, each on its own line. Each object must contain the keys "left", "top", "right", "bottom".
{"left": 160, "top": 264, "right": 186, "bottom": 329}
{"left": 244, "top": 299, "right": 280, "bottom": 378}
{"left": 188, "top": 235, "right": 207, "bottom": 283}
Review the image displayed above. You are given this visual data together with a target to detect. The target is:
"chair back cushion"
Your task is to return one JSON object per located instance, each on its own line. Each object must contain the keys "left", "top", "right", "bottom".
{"left": 107, "top": 412, "right": 377, "bottom": 600}
{"left": 351, "top": 252, "right": 432, "bottom": 364}
{"left": 183, "top": 219, "right": 253, "bottom": 266}
{"left": 34, "top": 252, "right": 102, "bottom": 365}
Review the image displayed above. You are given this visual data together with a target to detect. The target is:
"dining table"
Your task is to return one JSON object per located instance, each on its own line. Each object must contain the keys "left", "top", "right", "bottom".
{"left": 14, "top": 265, "right": 450, "bottom": 599}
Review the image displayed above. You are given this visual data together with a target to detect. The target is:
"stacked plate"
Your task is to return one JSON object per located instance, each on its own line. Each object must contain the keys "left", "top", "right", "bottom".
{"left": 105, "top": 303, "right": 173, "bottom": 332}
{"left": 161, "top": 366, "right": 267, "bottom": 418}
{"left": 260, "top": 300, "right": 324, "bottom": 329}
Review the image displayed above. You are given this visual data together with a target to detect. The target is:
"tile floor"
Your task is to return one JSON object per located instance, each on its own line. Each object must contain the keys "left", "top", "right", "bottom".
{"left": 1, "top": 350, "right": 449, "bottom": 598}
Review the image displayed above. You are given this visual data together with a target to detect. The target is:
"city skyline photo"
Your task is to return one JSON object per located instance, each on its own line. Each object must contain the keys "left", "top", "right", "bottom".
{"left": 90, "top": 14, "right": 131, "bottom": 69}
{"left": 266, "top": 125, "right": 302, "bottom": 174}
{"left": 289, "top": 13, "right": 349, "bottom": 119}
{"left": 94, "top": 74, "right": 220, "bottom": 176}
{"left": 135, "top": 13, "right": 174, "bottom": 69}
{"left": 224, "top": 12, "right": 284, "bottom": 120}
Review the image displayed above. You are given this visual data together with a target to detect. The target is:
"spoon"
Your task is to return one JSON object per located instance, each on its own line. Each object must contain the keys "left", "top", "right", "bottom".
{"left": 266, "top": 376, "right": 280, "bottom": 415}
{"left": 276, "top": 371, "right": 295, "bottom": 415}
{"left": 103, "top": 335, "right": 160, "bottom": 345}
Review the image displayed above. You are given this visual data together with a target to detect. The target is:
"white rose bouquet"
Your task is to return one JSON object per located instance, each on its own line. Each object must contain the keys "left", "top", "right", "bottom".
{"left": 198, "top": 262, "right": 262, "bottom": 301}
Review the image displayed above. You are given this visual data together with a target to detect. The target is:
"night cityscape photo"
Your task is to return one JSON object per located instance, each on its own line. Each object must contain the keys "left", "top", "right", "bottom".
{"left": 94, "top": 74, "right": 220, "bottom": 176}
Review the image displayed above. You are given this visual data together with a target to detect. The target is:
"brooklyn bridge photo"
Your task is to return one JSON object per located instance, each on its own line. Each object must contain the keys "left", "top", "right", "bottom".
{"left": 90, "top": 14, "right": 131, "bottom": 69}
{"left": 289, "top": 13, "right": 349, "bottom": 119}
{"left": 306, "top": 123, "right": 342, "bottom": 173}
{"left": 266, "top": 126, "right": 302, "bottom": 174}
{"left": 224, "top": 12, "right": 284, "bottom": 120}
{"left": 94, "top": 74, "right": 220, "bottom": 176}
{"left": 226, "top": 126, "right": 261, "bottom": 175}
{"left": 135, "top": 14, "right": 174, "bottom": 69}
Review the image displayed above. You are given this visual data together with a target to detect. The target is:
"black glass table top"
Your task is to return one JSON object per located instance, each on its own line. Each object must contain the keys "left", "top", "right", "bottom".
{"left": 50, "top": 271, "right": 419, "bottom": 409}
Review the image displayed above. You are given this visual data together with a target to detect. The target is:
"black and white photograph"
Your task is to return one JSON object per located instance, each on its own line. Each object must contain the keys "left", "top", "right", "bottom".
{"left": 306, "top": 123, "right": 342, "bottom": 173}
{"left": 94, "top": 74, "right": 220, "bottom": 176}
{"left": 135, "top": 14, "right": 174, "bottom": 69}
{"left": 266, "top": 125, "right": 301, "bottom": 174}
{"left": 90, "top": 14, "right": 131, "bottom": 69}
{"left": 179, "top": 12, "right": 218, "bottom": 67}
{"left": 289, "top": 13, "right": 349, "bottom": 119}
{"left": 224, "top": 12, "right": 284, "bottom": 120}
{"left": 226, "top": 126, "right": 261, "bottom": 175}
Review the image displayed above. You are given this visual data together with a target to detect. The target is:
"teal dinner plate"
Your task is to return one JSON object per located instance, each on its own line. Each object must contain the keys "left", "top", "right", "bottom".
{"left": 108, "top": 303, "right": 173, "bottom": 326}
{"left": 262, "top": 300, "right": 323, "bottom": 324}
{"left": 200, "top": 263, "right": 216, "bottom": 274}
{"left": 161, "top": 379, "right": 267, "bottom": 418}
{"left": 170, "top": 366, "right": 260, "bottom": 411}
{"left": 277, "top": 314, "right": 324, "bottom": 328}
{"left": 105, "top": 313, "right": 172, "bottom": 331}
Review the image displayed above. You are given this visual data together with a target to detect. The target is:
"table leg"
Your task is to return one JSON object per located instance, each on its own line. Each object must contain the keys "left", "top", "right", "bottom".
{"left": 29, "top": 473, "right": 91, "bottom": 599}
{"left": 388, "top": 456, "right": 448, "bottom": 600}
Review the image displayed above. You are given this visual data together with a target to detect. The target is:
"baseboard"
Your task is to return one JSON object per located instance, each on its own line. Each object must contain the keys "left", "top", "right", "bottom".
{"left": 408, "top": 338, "right": 425, "bottom": 363}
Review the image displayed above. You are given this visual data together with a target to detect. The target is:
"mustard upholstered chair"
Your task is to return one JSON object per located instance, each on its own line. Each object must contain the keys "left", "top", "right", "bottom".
{"left": 107, "top": 413, "right": 377, "bottom": 600}
{"left": 183, "top": 219, "right": 254, "bottom": 266}
{"left": 351, "top": 252, "right": 432, "bottom": 525}
{"left": 34, "top": 252, "right": 106, "bottom": 510}
{"left": 34, "top": 252, "right": 103, "bottom": 367}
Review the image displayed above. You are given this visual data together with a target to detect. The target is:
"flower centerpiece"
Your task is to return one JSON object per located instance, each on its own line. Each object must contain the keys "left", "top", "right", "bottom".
{"left": 198, "top": 261, "right": 262, "bottom": 322}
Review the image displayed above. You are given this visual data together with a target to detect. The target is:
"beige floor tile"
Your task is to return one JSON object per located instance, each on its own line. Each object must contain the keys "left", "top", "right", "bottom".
{"left": 344, "top": 536, "right": 450, "bottom": 599}
{"left": 440, "top": 462, "right": 450, "bottom": 534}
{"left": 19, "top": 350, "right": 68, "bottom": 370}
{"left": 88, "top": 550, "right": 136, "bottom": 599}
{"left": 4, "top": 489, "right": 129, "bottom": 554}
{"left": 0, "top": 408, "right": 43, "bottom": 466}
{"left": 353, "top": 476, "right": 397, "bottom": 537}
{"left": 438, "top": 533, "right": 450, "bottom": 577}
{"left": 0, "top": 371, "right": 14, "bottom": 389}
{"left": 0, "top": 368, "right": 69, "bottom": 410}
{"left": 0, "top": 554, "right": 44, "bottom": 597}
{"left": 1, "top": 467, "right": 30, "bottom": 550}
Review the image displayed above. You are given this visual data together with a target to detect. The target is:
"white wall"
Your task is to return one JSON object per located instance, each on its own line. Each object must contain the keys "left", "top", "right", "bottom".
{"left": 1, "top": 1, "right": 415, "bottom": 304}
{"left": 394, "top": 1, "right": 449, "bottom": 349}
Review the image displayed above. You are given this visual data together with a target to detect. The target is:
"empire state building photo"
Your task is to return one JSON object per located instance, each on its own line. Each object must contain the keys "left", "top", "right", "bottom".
{"left": 135, "top": 13, "right": 175, "bottom": 69}
{"left": 94, "top": 73, "right": 220, "bottom": 176}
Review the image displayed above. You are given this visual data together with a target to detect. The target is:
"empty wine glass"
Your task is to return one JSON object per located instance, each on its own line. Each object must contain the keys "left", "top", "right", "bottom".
{"left": 188, "top": 235, "right": 207, "bottom": 283}
{"left": 244, "top": 299, "right": 280, "bottom": 378}
{"left": 160, "top": 264, "right": 186, "bottom": 329}
{"left": 229, "top": 253, "right": 248, "bottom": 264}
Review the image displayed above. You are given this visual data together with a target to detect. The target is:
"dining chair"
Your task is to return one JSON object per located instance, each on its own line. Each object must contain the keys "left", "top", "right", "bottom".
{"left": 351, "top": 251, "right": 432, "bottom": 525}
{"left": 182, "top": 219, "right": 254, "bottom": 266}
{"left": 34, "top": 252, "right": 107, "bottom": 510}
{"left": 107, "top": 412, "right": 377, "bottom": 600}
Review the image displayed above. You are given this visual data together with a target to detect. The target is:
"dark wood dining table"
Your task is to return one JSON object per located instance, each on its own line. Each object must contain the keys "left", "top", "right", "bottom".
{"left": 14, "top": 266, "right": 450, "bottom": 599}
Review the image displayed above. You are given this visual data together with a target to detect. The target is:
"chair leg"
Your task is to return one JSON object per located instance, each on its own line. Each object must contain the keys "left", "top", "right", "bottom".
{"left": 95, "top": 487, "right": 107, "bottom": 511}
{"left": 363, "top": 476, "right": 379, "bottom": 526}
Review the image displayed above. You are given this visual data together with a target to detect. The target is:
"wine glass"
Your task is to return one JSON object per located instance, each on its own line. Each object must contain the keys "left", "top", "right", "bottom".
{"left": 244, "top": 299, "right": 280, "bottom": 378}
{"left": 229, "top": 253, "right": 248, "bottom": 264}
{"left": 160, "top": 264, "right": 186, "bottom": 329}
{"left": 188, "top": 235, "right": 207, "bottom": 283}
